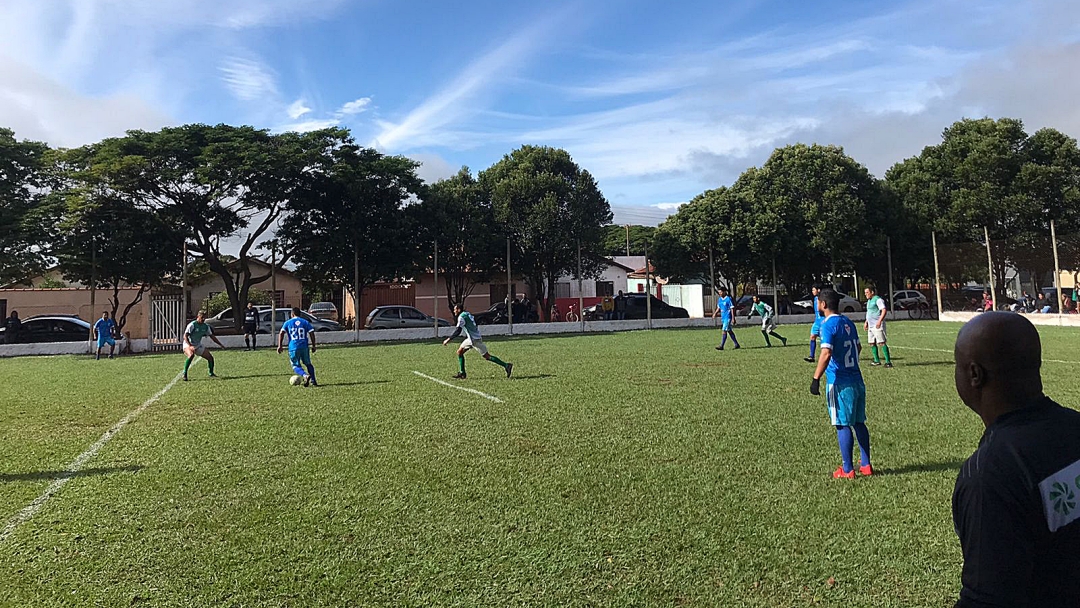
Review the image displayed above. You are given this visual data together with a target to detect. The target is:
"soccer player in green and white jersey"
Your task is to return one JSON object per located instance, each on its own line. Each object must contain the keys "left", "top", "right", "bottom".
{"left": 746, "top": 294, "right": 787, "bottom": 347}
{"left": 863, "top": 286, "right": 892, "bottom": 368}
{"left": 183, "top": 311, "right": 226, "bottom": 381}
{"left": 442, "top": 303, "right": 513, "bottom": 379}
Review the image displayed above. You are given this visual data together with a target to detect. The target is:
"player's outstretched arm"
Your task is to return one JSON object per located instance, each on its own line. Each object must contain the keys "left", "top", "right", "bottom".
{"left": 211, "top": 335, "right": 225, "bottom": 348}
{"left": 277, "top": 330, "right": 286, "bottom": 353}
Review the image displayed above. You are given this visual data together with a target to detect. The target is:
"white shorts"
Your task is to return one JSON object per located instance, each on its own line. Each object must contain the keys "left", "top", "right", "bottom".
{"left": 461, "top": 337, "right": 489, "bottom": 356}
{"left": 184, "top": 342, "right": 207, "bottom": 358}
{"left": 867, "top": 327, "right": 887, "bottom": 344}
{"left": 761, "top": 318, "right": 777, "bottom": 332}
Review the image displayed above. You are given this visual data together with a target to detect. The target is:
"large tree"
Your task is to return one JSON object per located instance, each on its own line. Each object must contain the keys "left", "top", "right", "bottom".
{"left": 280, "top": 141, "right": 423, "bottom": 329}
{"left": 412, "top": 167, "right": 502, "bottom": 315}
{"left": 67, "top": 124, "right": 338, "bottom": 329}
{"left": 479, "top": 146, "right": 612, "bottom": 321}
{"left": 600, "top": 224, "right": 656, "bottom": 257}
{"left": 0, "top": 129, "right": 53, "bottom": 285}
{"left": 53, "top": 196, "right": 180, "bottom": 330}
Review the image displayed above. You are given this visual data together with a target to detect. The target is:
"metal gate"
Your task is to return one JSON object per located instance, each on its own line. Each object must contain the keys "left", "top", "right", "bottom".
{"left": 150, "top": 294, "right": 185, "bottom": 351}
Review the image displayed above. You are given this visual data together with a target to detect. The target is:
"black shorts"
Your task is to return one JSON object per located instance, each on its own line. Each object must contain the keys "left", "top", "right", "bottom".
{"left": 243, "top": 322, "right": 258, "bottom": 334}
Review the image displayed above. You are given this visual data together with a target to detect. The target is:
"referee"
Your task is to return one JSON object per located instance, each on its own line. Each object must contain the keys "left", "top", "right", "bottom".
{"left": 243, "top": 302, "right": 260, "bottom": 350}
{"left": 952, "top": 312, "right": 1080, "bottom": 606}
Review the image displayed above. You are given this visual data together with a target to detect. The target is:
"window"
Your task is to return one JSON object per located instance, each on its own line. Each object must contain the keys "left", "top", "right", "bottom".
{"left": 554, "top": 283, "right": 571, "bottom": 298}
{"left": 595, "top": 281, "right": 614, "bottom": 297}
{"left": 379, "top": 309, "right": 400, "bottom": 320}
{"left": 401, "top": 308, "right": 426, "bottom": 320}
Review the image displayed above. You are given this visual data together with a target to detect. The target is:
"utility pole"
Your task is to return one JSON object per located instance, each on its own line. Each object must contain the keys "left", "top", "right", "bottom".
{"left": 984, "top": 226, "right": 997, "bottom": 310}
{"left": 1051, "top": 220, "right": 1063, "bottom": 316}
{"left": 507, "top": 236, "right": 513, "bottom": 335}
{"left": 433, "top": 241, "right": 439, "bottom": 338}
{"left": 625, "top": 225, "right": 630, "bottom": 257}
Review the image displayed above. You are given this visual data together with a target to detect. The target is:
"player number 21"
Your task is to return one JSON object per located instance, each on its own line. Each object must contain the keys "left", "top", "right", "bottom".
{"left": 843, "top": 340, "right": 855, "bottom": 368}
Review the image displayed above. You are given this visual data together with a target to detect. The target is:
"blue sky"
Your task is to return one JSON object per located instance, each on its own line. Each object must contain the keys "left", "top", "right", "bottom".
{"left": 2, "top": 0, "right": 1079, "bottom": 225}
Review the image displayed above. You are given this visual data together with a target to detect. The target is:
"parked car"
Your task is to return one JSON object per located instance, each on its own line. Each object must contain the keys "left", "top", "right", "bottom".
{"left": 205, "top": 306, "right": 271, "bottom": 334}
{"left": 365, "top": 305, "right": 450, "bottom": 330}
{"left": 260, "top": 308, "right": 343, "bottom": 334}
{"left": 307, "top": 301, "right": 338, "bottom": 320}
{"left": 474, "top": 302, "right": 539, "bottom": 325}
{"left": 0, "top": 315, "right": 98, "bottom": 343}
{"left": 892, "top": 290, "right": 928, "bottom": 308}
{"left": 734, "top": 294, "right": 798, "bottom": 315}
{"left": 794, "top": 290, "right": 863, "bottom": 313}
{"left": 584, "top": 293, "right": 689, "bottom": 320}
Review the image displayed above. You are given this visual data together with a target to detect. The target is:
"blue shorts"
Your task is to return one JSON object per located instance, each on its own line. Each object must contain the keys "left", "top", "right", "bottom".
{"left": 811, "top": 319, "right": 822, "bottom": 337}
{"left": 826, "top": 381, "right": 867, "bottom": 426}
{"left": 97, "top": 335, "right": 116, "bottom": 348}
{"left": 721, "top": 317, "right": 733, "bottom": 332}
{"left": 289, "top": 347, "right": 312, "bottom": 369}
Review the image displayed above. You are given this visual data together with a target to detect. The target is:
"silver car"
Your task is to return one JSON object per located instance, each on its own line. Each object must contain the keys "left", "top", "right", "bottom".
{"left": 261, "top": 308, "right": 343, "bottom": 334}
{"left": 365, "top": 306, "right": 451, "bottom": 329}
{"left": 794, "top": 290, "right": 863, "bottom": 313}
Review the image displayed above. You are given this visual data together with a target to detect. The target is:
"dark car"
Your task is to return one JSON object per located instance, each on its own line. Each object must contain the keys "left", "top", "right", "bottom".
{"left": 365, "top": 306, "right": 450, "bottom": 330}
{"left": 0, "top": 315, "right": 93, "bottom": 343}
{"left": 474, "top": 302, "right": 539, "bottom": 325}
{"left": 585, "top": 293, "right": 688, "bottom": 320}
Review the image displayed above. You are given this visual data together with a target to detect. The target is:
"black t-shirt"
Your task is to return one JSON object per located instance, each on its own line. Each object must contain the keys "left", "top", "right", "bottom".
{"left": 953, "top": 397, "right": 1080, "bottom": 607}
{"left": 243, "top": 309, "right": 258, "bottom": 325}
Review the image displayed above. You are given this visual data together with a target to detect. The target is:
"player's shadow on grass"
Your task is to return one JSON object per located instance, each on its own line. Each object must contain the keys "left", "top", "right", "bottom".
{"left": 896, "top": 360, "right": 954, "bottom": 367}
{"left": 0, "top": 465, "right": 144, "bottom": 483}
{"left": 325, "top": 380, "right": 392, "bottom": 387}
{"left": 876, "top": 459, "right": 966, "bottom": 476}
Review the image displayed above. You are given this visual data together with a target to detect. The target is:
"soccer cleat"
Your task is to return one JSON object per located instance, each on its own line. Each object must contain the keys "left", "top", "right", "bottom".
{"left": 452, "top": 372, "right": 467, "bottom": 379}
{"left": 182, "top": 374, "right": 188, "bottom": 382}
{"left": 859, "top": 464, "right": 874, "bottom": 476}
{"left": 506, "top": 362, "right": 514, "bottom": 378}
{"left": 870, "top": 361, "right": 881, "bottom": 367}
{"left": 781, "top": 337, "right": 788, "bottom": 346}
{"left": 884, "top": 363, "right": 893, "bottom": 369}
{"left": 310, "top": 380, "right": 318, "bottom": 387}
{"left": 108, "top": 354, "right": 114, "bottom": 359}
{"left": 208, "top": 373, "right": 217, "bottom": 378}
{"left": 733, "top": 344, "right": 741, "bottom": 350}
{"left": 833, "top": 467, "right": 855, "bottom": 479}
{"left": 804, "top": 356, "right": 815, "bottom": 363}
{"left": 715, "top": 345, "right": 724, "bottom": 351}
{"left": 303, "top": 374, "right": 311, "bottom": 387}
{"left": 95, "top": 354, "right": 100, "bottom": 360}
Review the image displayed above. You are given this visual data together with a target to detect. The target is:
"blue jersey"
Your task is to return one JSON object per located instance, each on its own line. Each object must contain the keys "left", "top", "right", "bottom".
{"left": 717, "top": 296, "right": 734, "bottom": 321}
{"left": 94, "top": 318, "right": 116, "bottom": 337}
{"left": 282, "top": 317, "right": 314, "bottom": 351}
{"left": 814, "top": 296, "right": 825, "bottom": 320}
{"left": 820, "top": 314, "right": 863, "bottom": 384}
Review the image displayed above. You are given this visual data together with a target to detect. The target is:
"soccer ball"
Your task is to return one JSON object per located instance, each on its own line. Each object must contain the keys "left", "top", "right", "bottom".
{"left": 290, "top": 375, "right": 303, "bottom": 386}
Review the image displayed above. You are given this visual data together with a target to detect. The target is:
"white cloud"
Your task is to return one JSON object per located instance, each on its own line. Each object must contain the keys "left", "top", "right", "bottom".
{"left": 287, "top": 99, "right": 312, "bottom": 119}
{"left": 653, "top": 202, "right": 686, "bottom": 211}
{"left": 219, "top": 56, "right": 279, "bottom": 102}
{"left": 407, "top": 152, "right": 458, "bottom": 184}
{"left": 610, "top": 204, "right": 678, "bottom": 226}
{"left": 275, "top": 118, "right": 341, "bottom": 133}
{"left": 337, "top": 97, "right": 371, "bottom": 115}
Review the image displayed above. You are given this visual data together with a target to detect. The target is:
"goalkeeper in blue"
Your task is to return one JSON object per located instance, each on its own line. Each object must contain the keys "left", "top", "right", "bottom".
{"left": 711, "top": 285, "right": 740, "bottom": 350}
{"left": 277, "top": 307, "right": 318, "bottom": 387}
{"left": 809, "top": 289, "right": 872, "bottom": 479}
{"left": 443, "top": 303, "right": 513, "bottom": 379}
{"left": 746, "top": 294, "right": 787, "bottom": 347}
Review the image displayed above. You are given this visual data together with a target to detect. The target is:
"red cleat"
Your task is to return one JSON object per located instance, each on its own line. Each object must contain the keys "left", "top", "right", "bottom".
{"left": 859, "top": 464, "right": 874, "bottom": 476}
{"left": 833, "top": 467, "right": 855, "bottom": 479}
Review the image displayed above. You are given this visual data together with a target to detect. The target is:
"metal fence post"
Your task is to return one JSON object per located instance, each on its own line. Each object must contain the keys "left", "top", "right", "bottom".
{"left": 577, "top": 240, "right": 584, "bottom": 332}
{"left": 433, "top": 241, "right": 439, "bottom": 339}
{"left": 932, "top": 231, "right": 943, "bottom": 318}
{"left": 984, "top": 226, "right": 997, "bottom": 310}
{"left": 644, "top": 240, "right": 652, "bottom": 329}
{"left": 886, "top": 236, "right": 894, "bottom": 313}
{"left": 709, "top": 245, "right": 716, "bottom": 327}
{"left": 1051, "top": 220, "right": 1063, "bottom": 317}
{"left": 507, "top": 237, "right": 513, "bottom": 335}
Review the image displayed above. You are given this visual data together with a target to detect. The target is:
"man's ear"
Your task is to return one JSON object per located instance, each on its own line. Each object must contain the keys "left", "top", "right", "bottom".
{"left": 969, "top": 362, "right": 986, "bottom": 389}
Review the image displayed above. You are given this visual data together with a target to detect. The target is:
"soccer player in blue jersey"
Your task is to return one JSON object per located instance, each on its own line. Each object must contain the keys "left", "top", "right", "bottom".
{"left": 93, "top": 311, "right": 118, "bottom": 360}
{"left": 711, "top": 286, "right": 740, "bottom": 350}
{"left": 277, "top": 307, "right": 318, "bottom": 387}
{"left": 809, "top": 289, "right": 872, "bottom": 478}
{"left": 443, "top": 303, "right": 512, "bottom": 379}
{"left": 804, "top": 284, "right": 825, "bottom": 363}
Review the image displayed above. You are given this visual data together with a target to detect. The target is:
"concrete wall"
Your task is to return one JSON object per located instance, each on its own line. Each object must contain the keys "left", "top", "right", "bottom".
{"left": 0, "top": 288, "right": 151, "bottom": 338}
{"left": 940, "top": 311, "right": 1080, "bottom": 327}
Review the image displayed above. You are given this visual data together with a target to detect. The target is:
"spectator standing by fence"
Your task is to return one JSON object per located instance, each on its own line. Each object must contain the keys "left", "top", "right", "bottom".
{"left": 3, "top": 310, "right": 21, "bottom": 344}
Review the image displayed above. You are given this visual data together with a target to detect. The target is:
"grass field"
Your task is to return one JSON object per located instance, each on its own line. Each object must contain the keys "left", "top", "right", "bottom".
{"left": 2, "top": 321, "right": 1079, "bottom": 607}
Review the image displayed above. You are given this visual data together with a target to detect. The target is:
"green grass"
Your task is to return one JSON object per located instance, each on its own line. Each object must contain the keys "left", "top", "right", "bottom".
{"left": 2, "top": 322, "right": 1079, "bottom": 607}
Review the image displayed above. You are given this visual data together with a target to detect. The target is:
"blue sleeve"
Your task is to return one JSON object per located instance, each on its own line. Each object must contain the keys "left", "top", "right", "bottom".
{"left": 820, "top": 318, "right": 835, "bottom": 349}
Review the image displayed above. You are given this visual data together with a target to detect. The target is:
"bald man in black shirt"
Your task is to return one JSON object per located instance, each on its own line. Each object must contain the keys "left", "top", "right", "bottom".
{"left": 952, "top": 312, "right": 1080, "bottom": 607}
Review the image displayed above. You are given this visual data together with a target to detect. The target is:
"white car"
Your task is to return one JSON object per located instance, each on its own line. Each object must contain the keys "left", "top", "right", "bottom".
{"left": 794, "top": 290, "right": 863, "bottom": 313}
{"left": 892, "top": 290, "right": 928, "bottom": 309}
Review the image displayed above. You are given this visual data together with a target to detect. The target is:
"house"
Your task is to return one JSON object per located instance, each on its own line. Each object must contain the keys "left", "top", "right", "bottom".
{"left": 186, "top": 258, "right": 303, "bottom": 314}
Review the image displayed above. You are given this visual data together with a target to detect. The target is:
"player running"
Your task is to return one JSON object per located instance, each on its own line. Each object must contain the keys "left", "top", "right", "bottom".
{"left": 93, "top": 311, "right": 118, "bottom": 360}
{"left": 183, "top": 311, "right": 225, "bottom": 381}
{"left": 442, "top": 303, "right": 513, "bottom": 379}
{"left": 864, "top": 286, "right": 892, "bottom": 368}
{"left": 746, "top": 294, "right": 787, "bottom": 347}
{"left": 805, "top": 284, "right": 825, "bottom": 363}
{"left": 809, "top": 289, "right": 872, "bottom": 478}
{"left": 711, "top": 286, "right": 740, "bottom": 350}
{"left": 277, "top": 307, "right": 317, "bottom": 387}
{"left": 243, "top": 302, "right": 260, "bottom": 350}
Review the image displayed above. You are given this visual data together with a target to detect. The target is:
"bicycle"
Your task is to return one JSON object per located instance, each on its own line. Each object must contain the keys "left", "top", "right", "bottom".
{"left": 549, "top": 305, "right": 561, "bottom": 322}
{"left": 900, "top": 300, "right": 933, "bottom": 320}
{"left": 564, "top": 304, "right": 580, "bottom": 323}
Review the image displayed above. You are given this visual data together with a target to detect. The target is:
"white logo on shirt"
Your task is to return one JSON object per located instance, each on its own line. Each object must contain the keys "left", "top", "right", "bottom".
{"left": 1039, "top": 458, "right": 1080, "bottom": 532}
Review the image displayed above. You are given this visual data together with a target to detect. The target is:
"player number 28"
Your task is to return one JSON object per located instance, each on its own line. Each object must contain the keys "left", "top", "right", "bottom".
{"left": 289, "top": 327, "right": 306, "bottom": 342}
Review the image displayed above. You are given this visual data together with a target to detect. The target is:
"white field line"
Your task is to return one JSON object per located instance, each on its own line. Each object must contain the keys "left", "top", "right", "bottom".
{"left": 0, "top": 371, "right": 185, "bottom": 544}
{"left": 891, "top": 346, "right": 1076, "bottom": 365}
{"left": 412, "top": 371, "right": 504, "bottom": 403}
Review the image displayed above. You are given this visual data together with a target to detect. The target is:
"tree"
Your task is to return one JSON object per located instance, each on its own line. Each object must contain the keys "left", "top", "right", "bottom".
{"left": 479, "top": 146, "right": 612, "bottom": 321}
{"left": 68, "top": 124, "right": 338, "bottom": 330}
{"left": 412, "top": 167, "right": 502, "bottom": 315}
{"left": 0, "top": 129, "right": 52, "bottom": 285}
{"left": 53, "top": 196, "right": 180, "bottom": 331}
{"left": 600, "top": 224, "right": 656, "bottom": 257}
{"left": 280, "top": 141, "right": 423, "bottom": 330}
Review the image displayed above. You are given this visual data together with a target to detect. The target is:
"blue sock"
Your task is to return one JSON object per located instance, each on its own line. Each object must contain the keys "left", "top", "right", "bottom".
{"left": 836, "top": 426, "right": 854, "bottom": 473}
{"left": 305, "top": 363, "right": 317, "bottom": 384}
{"left": 720, "top": 333, "right": 728, "bottom": 348}
{"left": 853, "top": 423, "right": 871, "bottom": 467}
{"left": 810, "top": 339, "right": 817, "bottom": 358}
{"left": 729, "top": 331, "right": 740, "bottom": 347}
{"left": 292, "top": 363, "right": 306, "bottom": 376}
